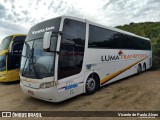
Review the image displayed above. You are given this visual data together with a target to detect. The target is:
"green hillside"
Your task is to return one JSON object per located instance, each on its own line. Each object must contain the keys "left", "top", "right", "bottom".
{"left": 116, "top": 22, "right": 160, "bottom": 69}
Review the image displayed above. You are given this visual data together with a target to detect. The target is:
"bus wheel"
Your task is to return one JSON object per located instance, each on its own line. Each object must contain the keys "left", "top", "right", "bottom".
{"left": 137, "top": 64, "right": 142, "bottom": 74}
{"left": 143, "top": 63, "right": 146, "bottom": 71}
{"left": 85, "top": 74, "right": 98, "bottom": 95}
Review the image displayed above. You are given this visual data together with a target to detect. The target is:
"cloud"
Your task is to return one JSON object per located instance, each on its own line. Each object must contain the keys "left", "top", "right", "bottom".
{"left": 0, "top": 21, "right": 28, "bottom": 41}
{"left": 0, "top": 0, "right": 160, "bottom": 41}
{"left": 0, "top": 4, "right": 6, "bottom": 18}
{"left": 98, "top": 0, "right": 160, "bottom": 25}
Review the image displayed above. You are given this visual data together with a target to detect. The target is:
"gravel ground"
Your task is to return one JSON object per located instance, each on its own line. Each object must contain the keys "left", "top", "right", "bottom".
{"left": 0, "top": 70, "right": 159, "bottom": 120}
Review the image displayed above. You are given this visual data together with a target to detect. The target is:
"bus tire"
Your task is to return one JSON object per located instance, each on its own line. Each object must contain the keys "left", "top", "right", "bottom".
{"left": 143, "top": 63, "right": 146, "bottom": 71}
{"left": 85, "top": 74, "right": 99, "bottom": 95}
{"left": 137, "top": 64, "right": 142, "bottom": 74}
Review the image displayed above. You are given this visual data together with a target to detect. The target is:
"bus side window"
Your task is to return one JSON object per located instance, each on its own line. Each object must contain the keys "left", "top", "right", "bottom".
{"left": 58, "top": 19, "right": 86, "bottom": 80}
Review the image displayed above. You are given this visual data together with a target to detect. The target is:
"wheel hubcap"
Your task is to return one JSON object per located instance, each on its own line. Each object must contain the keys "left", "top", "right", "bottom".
{"left": 86, "top": 78, "right": 96, "bottom": 92}
{"left": 138, "top": 66, "right": 141, "bottom": 73}
{"left": 143, "top": 65, "right": 146, "bottom": 71}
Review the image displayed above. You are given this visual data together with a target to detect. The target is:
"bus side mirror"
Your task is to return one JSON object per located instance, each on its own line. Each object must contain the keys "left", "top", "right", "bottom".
{"left": 43, "top": 31, "right": 52, "bottom": 50}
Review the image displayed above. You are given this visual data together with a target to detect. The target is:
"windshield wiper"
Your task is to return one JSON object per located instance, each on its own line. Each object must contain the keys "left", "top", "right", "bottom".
{"left": 22, "top": 42, "right": 30, "bottom": 76}
{"left": 22, "top": 42, "right": 40, "bottom": 79}
{"left": 31, "top": 47, "right": 40, "bottom": 79}
{"left": 22, "top": 47, "right": 40, "bottom": 79}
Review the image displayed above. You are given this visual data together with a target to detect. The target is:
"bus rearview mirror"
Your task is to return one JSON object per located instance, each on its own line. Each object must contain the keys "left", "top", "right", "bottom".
{"left": 43, "top": 31, "right": 52, "bottom": 50}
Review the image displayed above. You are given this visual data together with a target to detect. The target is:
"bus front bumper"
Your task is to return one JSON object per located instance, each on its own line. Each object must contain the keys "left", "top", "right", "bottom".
{"left": 20, "top": 81, "right": 60, "bottom": 102}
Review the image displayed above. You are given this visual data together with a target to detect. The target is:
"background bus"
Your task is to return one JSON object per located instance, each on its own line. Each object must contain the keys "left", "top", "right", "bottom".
{"left": 20, "top": 16, "right": 152, "bottom": 102}
{"left": 0, "top": 34, "right": 26, "bottom": 82}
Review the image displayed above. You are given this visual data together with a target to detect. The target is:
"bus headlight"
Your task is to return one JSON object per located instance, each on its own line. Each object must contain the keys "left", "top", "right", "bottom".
{"left": 39, "top": 81, "right": 56, "bottom": 89}
{"left": 0, "top": 74, "right": 6, "bottom": 77}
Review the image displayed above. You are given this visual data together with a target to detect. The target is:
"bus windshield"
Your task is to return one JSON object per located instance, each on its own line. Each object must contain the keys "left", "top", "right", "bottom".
{"left": 20, "top": 17, "right": 61, "bottom": 79}
{"left": 0, "top": 36, "right": 12, "bottom": 51}
{"left": 21, "top": 38, "right": 55, "bottom": 79}
{"left": 0, "top": 54, "right": 6, "bottom": 72}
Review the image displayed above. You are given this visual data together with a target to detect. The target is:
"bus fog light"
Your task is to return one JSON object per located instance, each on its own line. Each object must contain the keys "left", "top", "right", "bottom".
{"left": 39, "top": 81, "right": 55, "bottom": 89}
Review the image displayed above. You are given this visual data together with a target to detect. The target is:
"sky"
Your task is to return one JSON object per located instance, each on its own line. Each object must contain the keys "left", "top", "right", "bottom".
{"left": 0, "top": 0, "right": 160, "bottom": 42}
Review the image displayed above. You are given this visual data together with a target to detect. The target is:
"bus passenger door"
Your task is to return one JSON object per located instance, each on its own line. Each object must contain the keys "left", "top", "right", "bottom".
{"left": 58, "top": 42, "right": 77, "bottom": 79}
{"left": 57, "top": 18, "right": 86, "bottom": 101}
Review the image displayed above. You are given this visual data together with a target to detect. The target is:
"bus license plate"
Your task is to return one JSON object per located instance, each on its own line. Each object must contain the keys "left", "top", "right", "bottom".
{"left": 28, "top": 90, "right": 34, "bottom": 96}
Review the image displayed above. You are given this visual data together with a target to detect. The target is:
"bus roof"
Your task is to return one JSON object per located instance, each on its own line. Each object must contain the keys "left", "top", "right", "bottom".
{"left": 2, "top": 34, "right": 26, "bottom": 40}
{"left": 11, "top": 34, "right": 27, "bottom": 37}
{"left": 5, "top": 34, "right": 26, "bottom": 41}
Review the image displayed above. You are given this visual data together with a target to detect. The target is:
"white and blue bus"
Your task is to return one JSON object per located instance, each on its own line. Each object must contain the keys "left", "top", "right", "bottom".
{"left": 20, "top": 16, "right": 152, "bottom": 102}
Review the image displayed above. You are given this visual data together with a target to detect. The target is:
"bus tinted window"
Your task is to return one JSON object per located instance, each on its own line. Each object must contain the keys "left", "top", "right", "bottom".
{"left": 7, "top": 36, "right": 26, "bottom": 70}
{"left": 58, "top": 19, "right": 86, "bottom": 79}
{"left": 13, "top": 36, "right": 26, "bottom": 42}
{"left": 7, "top": 55, "right": 21, "bottom": 70}
{"left": 12, "top": 42, "right": 24, "bottom": 54}
{"left": 88, "top": 25, "right": 151, "bottom": 50}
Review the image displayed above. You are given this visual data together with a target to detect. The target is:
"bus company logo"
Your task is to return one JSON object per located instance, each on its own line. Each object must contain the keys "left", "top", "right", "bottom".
{"left": 32, "top": 26, "right": 55, "bottom": 35}
{"left": 118, "top": 50, "right": 123, "bottom": 55}
{"left": 101, "top": 55, "right": 120, "bottom": 62}
{"left": 65, "top": 83, "right": 78, "bottom": 90}
{"left": 101, "top": 50, "right": 148, "bottom": 62}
